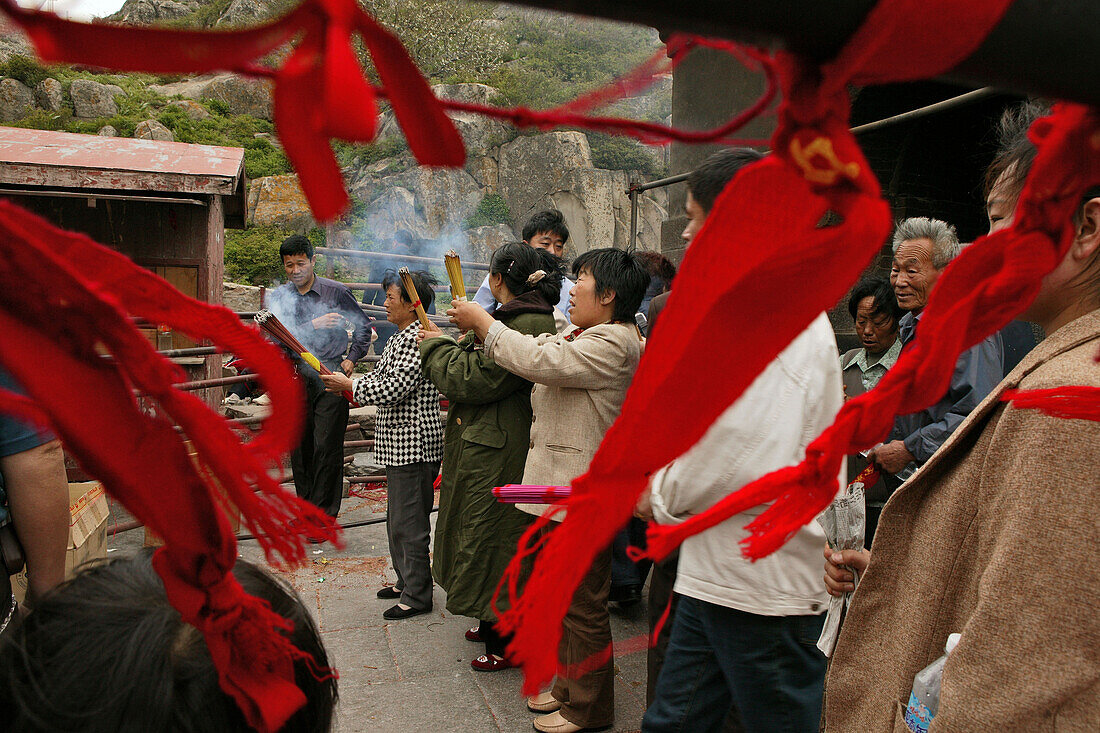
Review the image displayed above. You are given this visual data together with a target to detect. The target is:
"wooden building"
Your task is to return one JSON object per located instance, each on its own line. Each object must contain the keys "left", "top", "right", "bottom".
{"left": 0, "top": 126, "right": 247, "bottom": 404}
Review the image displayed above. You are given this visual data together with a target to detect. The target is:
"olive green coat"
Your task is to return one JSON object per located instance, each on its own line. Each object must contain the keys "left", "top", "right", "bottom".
{"left": 419, "top": 310, "right": 556, "bottom": 620}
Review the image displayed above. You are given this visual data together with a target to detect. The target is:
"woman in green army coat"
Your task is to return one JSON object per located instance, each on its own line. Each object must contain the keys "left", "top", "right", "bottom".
{"left": 417, "top": 242, "right": 565, "bottom": 671}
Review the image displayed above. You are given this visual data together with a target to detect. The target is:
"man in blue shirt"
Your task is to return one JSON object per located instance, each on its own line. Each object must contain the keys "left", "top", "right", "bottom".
{"left": 472, "top": 210, "right": 573, "bottom": 323}
{"left": 868, "top": 218, "right": 1003, "bottom": 490}
{"left": 275, "top": 235, "right": 372, "bottom": 520}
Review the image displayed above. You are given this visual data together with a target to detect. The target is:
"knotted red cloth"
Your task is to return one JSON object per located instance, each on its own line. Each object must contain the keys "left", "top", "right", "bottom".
{"left": 0, "top": 201, "right": 339, "bottom": 733}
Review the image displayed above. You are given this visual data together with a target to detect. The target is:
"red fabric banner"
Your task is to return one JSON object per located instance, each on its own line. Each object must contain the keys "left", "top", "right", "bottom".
{"left": 0, "top": 201, "right": 339, "bottom": 733}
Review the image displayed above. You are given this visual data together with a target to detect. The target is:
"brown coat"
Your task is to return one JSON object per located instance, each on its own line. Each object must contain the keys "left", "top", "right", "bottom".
{"left": 825, "top": 309, "right": 1100, "bottom": 732}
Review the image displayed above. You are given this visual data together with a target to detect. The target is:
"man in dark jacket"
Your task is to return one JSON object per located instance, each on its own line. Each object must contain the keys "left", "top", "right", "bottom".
{"left": 276, "top": 235, "right": 371, "bottom": 520}
{"left": 868, "top": 217, "right": 1003, "bottom": 490}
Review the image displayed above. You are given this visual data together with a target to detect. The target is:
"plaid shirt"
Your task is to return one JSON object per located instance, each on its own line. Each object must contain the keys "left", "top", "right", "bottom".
{"left": 353, "top": 322, "right": 444, "bottom": 466}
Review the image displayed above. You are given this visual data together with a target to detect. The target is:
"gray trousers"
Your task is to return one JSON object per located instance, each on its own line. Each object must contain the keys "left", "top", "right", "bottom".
{"left": 385, "top": 461, "right": 439, "bottom": 610}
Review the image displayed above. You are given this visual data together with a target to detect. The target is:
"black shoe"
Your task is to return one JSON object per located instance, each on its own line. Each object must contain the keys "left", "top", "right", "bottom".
{"left": 376, "top": 586, "right": 402, "bottom": 599}
{"left": 383, "top": 603, "right": 431, "bottom": 620}
{"left": 608, "top": 584, "right": 642, "bottom": 605}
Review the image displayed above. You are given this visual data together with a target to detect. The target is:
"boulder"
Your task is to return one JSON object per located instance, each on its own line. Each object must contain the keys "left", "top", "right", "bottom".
{"left": 202, "top": 74, "right": 272, "bottom": 120}
{"left": 134, "top": 119, "right": 174, "bottom": 141}
{"left": 247, "top": 175, "right": 315, "bottom": 232}
{"left": 150, "top": 73, "right": 272, "bottom": 120}
{"left": 0, "top": 78, "right": 33, "bottom": 121}
{"left": 222, "top": 281, "right": 264, "bottom": 312}
{"left": 109, "top": 0, "right": 198, "bottom": 24}
{"left": 33, "top": 78, "right": 62, "bottom": 112}
{"left": 465, "top": 224, "right": 516, "bottom": 263}
{"left": 409, "top": 167, "right": 482, "bottom": 236}
{"left": 0, "top": 33, "right": 32, "bottom": 64}
{"left": 168, "top": 99, "right": 210, "bottom": 120}
{"left": 498, "top": 131, "right": 593, "bottom": 241}
{"left": 546, "top": 168, "right": 667, "bottom": 254}
{"left": 466, "top": 154, "right": 499, "bottom": 192}
{"left": 215, "top": 0, "right": 269, "bottom": 27}
{"left": 70, "top": 79, "right": 119, "bottom": 118}
{"left": 376, "top": 83, "right": 515, "bottom": 156}
{"left": 97, "top": 125, "right": 118, "bottom": 137}
{"left": 360, "top": 187, "right": 420, "bottom": 244}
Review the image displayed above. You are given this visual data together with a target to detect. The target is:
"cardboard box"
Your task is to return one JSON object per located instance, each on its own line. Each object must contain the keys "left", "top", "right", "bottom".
{"left": 10, "top": 481, "right": 109, "bottom": 604}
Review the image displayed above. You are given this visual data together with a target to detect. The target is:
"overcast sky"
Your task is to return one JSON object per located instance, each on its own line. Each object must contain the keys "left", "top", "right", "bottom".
{"left": 17, "top": 0, "right": 127, "bottom": 20}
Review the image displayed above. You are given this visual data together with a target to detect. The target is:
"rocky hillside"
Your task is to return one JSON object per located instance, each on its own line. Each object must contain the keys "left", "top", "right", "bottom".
{"left": 0, "top": 1, "right": 671, "bottom": 284}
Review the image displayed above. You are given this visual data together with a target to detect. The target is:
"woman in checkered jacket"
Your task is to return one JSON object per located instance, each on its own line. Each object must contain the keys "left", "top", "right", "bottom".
{"left": 322, "top": 270, "right": 444, "bottom": 621}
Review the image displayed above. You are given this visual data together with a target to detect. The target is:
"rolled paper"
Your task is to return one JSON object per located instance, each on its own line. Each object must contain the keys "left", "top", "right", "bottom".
{"left": 397, "top": 267, "right": 432, "bottom": 329}
{"left": 444, "top": 250, "right": 466, "bottom": 300}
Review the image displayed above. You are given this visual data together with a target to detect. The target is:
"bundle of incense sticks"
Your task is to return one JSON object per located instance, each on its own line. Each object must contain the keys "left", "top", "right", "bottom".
{"left": 398, "top": 267, "right": 432, "bottom": 329}
{"left": 492, "top": 484, "right": 572, "bottom": 504}
{"left": 443, "top": 249, "right": 466, "bottom": 300}
{"left": 253, "top": 309, "right": 356, "bottom": 404}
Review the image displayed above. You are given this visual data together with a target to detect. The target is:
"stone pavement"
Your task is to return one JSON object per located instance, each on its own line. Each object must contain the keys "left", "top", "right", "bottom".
{"left": 107, "top": 489, "right": 649, "bottom": 733}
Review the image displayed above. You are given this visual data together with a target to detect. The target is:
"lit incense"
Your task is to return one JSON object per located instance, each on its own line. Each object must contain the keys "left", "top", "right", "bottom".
{"left": 254, "top": 310, "right": 357, "bottom": 404}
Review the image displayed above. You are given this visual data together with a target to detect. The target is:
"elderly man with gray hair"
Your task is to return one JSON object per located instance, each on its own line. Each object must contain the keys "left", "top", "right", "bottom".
{"left": 865, "top": 217, "right": 1003, "bottom": 533}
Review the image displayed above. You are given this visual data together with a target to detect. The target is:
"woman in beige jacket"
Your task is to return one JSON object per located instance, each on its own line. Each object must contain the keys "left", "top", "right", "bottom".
{"left": 449, "top": 247, "right": 649, "bottom": 733}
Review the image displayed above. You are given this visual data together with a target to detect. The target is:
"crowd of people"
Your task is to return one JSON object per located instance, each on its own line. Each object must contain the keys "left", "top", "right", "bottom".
{"left": 0, "top": 100, "right": 1096, "bottom": 732}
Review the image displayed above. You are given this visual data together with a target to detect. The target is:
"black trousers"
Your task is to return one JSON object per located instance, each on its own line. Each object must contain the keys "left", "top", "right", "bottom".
{"left": 291, "top": 376, "right": 349, "bottom": 518}
{"left": 385, "top": 460, "right": 439, "bottom": 610}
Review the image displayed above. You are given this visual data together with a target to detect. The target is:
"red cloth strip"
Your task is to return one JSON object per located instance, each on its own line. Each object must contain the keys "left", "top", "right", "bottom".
{"left": 0, "top": 201, "right": 340, "bottom": 732}
{"left": 494, "top": 0, "right": 1021, "bottom": 695}
{"left": 1001, "top": 386, "right": 1100, "bottom": 421}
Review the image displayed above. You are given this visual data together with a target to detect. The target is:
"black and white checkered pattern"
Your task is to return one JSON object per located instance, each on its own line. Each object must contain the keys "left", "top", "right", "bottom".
{"left": 353, "top": 322, "right": 444, "bottom": 466}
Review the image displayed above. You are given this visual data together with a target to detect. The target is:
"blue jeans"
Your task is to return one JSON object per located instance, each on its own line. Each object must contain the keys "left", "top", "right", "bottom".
{"left": 643, "top": 595, "right": 826, "bottom": 733}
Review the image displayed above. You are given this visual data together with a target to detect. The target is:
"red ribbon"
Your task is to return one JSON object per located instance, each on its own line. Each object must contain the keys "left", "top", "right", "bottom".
{"left": 0, "top": 201, "right": 340, "bottom": 733}
{"left": 493, "top": 0, "right": 1029, "bottom": 695}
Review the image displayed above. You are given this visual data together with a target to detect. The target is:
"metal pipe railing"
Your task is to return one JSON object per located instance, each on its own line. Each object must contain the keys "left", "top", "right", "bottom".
{"left": 315, "top": 246, "right": 491, "bottom": 271}
{"left": 625, "top": 87, "right": 999, "bottom": 248}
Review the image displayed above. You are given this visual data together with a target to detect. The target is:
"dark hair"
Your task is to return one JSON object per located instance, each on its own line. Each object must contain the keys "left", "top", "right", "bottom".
{"left": 381, "top": 269, "right": 438, "bottom": 312}
{"left": 633, "top": 250, "right": 676, "bottom": 288}
{"left": 490, "top": 241, "right": 565, "bottom": 305}
{"left": 982, "top": 101, "right": 1048, "bottom": 204}
{"left": 280, "top": 234, "right": 314, "bottom": 260}
{"left": 687, "top": 147, "right": 766, "bottom": 212}
{"left": 847, "top": 276, "right": 904, "bottom": 324}
{"left": 572, "top": 248, "right": 651, "bottom": 322}
{"left": 522, "top": 209, "right": 569, "bottom": 246}
{"left": 0, "top": 551, "right": 336, "bottom": 733}
{"left": 982, "top": 101, "right": 1100, "bottom": 299}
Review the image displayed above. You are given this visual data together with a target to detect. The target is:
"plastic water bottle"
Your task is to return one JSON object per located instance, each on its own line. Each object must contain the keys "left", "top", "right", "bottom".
{"left": 904, "top": 633, "right": 961, "bottom": 733}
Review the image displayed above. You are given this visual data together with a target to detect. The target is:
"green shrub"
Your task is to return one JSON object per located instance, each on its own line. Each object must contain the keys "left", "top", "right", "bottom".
{"left": 464, "top": 193, "right": 511, "bottom": 229}
{"left": 224, "top": 226, "right": 289, "bottom": 285}
{"left": 588, "top": 133, "right": 664, "bottom": 177}
{"left": 0, "top": 55, "right": 50, "bottom": 88}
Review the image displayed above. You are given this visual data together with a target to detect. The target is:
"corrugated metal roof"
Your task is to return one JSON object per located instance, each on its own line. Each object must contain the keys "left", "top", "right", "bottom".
{"left": 0, "top": 126, "right": 244, "bottom": 187}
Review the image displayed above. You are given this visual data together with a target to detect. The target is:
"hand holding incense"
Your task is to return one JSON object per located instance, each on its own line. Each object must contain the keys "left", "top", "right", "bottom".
{"left": 444, "top": 250, "right": 467, "bottom": 301}
{"left": 398, "top": 267, "right": 432, "bottom": 329}
{"left": 254, "top": 309, "right": 357, "bottom": 405}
